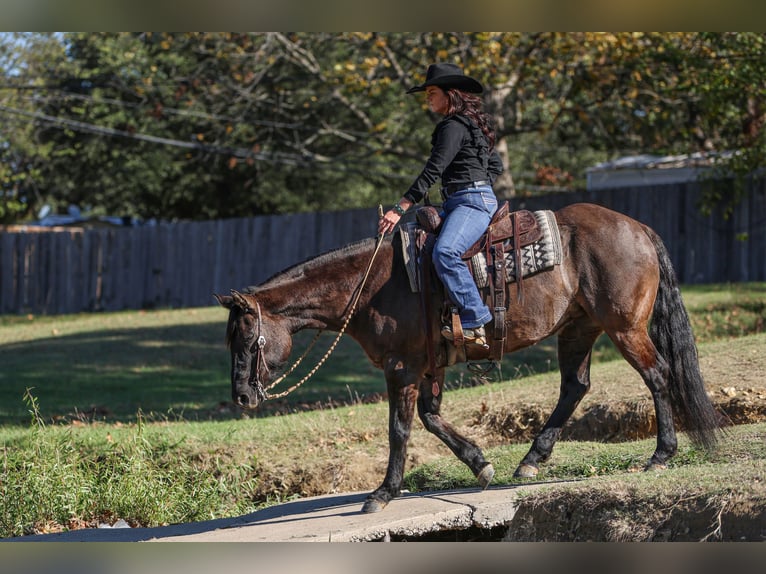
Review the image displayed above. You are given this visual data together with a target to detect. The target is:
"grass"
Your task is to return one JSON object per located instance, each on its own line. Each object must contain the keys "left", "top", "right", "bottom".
{"left": 1, "top": 282, "right": 764, "bottom": 426}
{"left": 0, "top": 394, "right": 252, "bottom": 535}
{"left": 2, "top": 392, "right": 763, "bottom": 538}
{"left": 404, "top": 421, "right": 766, "bottom": 492}
{"left": 0, "top": 282, "right": 764, "bottom": 538}
{"left": 0, "top": 393, "right": 387, "bottom": 536}
{"left": 0, "top": 307, "right": 390, "bottom": 424}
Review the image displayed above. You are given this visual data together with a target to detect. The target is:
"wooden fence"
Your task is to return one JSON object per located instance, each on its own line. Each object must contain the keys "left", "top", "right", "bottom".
{"left": 1, "top": 180, "right": 764, "bottom": 315}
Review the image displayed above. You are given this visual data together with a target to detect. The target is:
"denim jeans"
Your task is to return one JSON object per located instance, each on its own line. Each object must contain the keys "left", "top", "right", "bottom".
{"left": 433, "top": 186, "right": 498, "bottom": 329}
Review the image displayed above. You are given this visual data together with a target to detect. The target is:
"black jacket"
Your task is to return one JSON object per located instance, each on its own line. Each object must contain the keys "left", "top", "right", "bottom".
{"left": 404, "top": 114, "right": 504, "bottom": 204}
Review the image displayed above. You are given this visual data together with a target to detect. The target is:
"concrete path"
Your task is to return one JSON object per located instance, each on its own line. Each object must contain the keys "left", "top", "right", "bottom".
{"left": 9, "top": 483, "right": 557, "bottom": 542}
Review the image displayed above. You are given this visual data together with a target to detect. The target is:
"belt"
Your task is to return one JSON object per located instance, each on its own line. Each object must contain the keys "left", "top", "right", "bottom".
{"left": 440, "top": 180, "right": 490, "bottom": 198}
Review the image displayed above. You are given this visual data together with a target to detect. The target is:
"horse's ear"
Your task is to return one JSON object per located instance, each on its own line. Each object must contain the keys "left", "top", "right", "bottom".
{"left": 230, "top": 289, "right": 253, "bottom": 312}
{"left": 214, "top": 293, "right": 233, "bottom": 309}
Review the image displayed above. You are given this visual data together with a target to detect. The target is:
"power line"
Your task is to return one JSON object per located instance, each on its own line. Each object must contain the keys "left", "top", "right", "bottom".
{"left": 7, "top": 90, "right": 326, "bottom": 134}
{"left": 0, "top": 84, "right": 388, "bottom": 140}
{"left": 0, "top": 103, "right": 419, "bottom": 180}
{"left": 0, "top": 102, "right": 268, "bottom": 158}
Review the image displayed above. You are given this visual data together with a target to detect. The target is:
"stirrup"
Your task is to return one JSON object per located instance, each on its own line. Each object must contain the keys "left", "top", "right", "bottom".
{"left": 441, "top": 325, "right": 487, "bottom": 347}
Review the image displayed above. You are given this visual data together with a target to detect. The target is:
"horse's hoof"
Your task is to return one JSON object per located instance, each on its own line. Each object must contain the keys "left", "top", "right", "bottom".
{"left": 477, "top": 464, "right": 495, "bottom": 489}
{"left": 513, "top": 463, "right": 539, "bottom": 478}
{"left": 643, "top": 460, "right": 668, "bottom": 472}
{"left": 361, "top": 498, "right": 387, "bottom": 513}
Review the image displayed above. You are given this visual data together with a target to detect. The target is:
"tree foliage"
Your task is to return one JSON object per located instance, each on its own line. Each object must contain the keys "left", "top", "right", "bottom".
{"left": 0, "top": 32, "right": 763, "bottom": 223}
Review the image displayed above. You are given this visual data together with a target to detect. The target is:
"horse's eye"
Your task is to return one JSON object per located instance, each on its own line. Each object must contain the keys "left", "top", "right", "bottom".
{"left": 238, "top": 319, "right": 256, "bottom": 342}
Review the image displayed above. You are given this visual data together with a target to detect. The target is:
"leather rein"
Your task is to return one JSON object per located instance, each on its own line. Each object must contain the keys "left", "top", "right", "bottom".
{"left": 246, "top": 230, "right": 386, "bottom": 401}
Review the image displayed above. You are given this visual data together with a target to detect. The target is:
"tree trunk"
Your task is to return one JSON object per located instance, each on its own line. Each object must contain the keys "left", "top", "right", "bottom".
{"left": 493, "top": 137, "right": 515, "bottom": 199}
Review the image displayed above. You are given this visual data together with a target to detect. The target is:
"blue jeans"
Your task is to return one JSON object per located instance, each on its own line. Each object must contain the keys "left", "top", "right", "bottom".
{"left": 433, "top": 186, "right": 498, "bottom": 329}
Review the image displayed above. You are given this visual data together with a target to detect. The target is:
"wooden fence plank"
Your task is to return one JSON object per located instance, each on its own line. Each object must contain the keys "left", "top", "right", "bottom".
{"left": 0, "top": 233, "right": 18, "bottom": 314}
{"left": 748, "top": 178, "right": 766, "bottom": 281}
{"left": 17, "top": 232, "right": 32, "bottom": 313}
{"left": 2, "top": 180, "right": 765, "bottom": 315}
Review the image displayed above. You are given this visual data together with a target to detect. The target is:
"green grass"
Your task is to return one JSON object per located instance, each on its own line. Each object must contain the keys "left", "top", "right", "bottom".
{"left": 0, "top": 308, "right": 232, "bottom": 424}
{"left": 0, "top": 393, "right": 256, "bottom": 535}
{"left": 0, "top": 282, "right": 764, "bottom": 537}
{"left": 1, "top": 282, "right": 763, "bottom": 426}
{"left": 1, "top": 388, "right": 762, "bottom": 537}
{"left": 403, "top": 422, "right": 766, "bottom": 492}
{"left": 683, "top": 282, "right": 766, "bottom": 340}
{"left": 0, "top": 389, "right": 390, "bottom": 536}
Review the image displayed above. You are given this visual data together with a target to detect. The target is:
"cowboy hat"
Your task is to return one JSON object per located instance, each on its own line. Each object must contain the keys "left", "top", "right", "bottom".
{"left": 406, "top": 62, "right": 484, "bottom": 94}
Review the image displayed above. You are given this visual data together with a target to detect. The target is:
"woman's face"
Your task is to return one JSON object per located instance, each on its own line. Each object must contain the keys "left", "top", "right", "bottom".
{"left": 426, "top": 86, "right": 449, "bottom": 115}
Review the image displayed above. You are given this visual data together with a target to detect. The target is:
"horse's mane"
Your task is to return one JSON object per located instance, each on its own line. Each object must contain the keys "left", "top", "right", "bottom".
{"left": 224, "top": 237, "right": 384, "bottom": 347}
{"left": 245, "top": 236, "right": 379, "bottom": 293}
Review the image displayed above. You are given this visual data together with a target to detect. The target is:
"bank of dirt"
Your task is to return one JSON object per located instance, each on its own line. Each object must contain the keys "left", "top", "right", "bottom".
{"left": 280, "top": 335, "right": 766, "bottom": 541}
{"left": 469, "top": 386, "right": 766, "bottom": 446}
{"left": 503, "top": 484, "right": 765, "bottom": 542}
{"left": 396, "top": 477, "right": 765, "bottom": 542}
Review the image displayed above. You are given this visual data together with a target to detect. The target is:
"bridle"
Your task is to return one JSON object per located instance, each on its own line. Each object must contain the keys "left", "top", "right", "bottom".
{"left": 241, "top": 229, "right": 385, "bottom": 401}
{"left": 241, "top": 300, "right": 323, "bottom": 401}
{"left": 246, "top": 301, "right": 270, "bottom": 403}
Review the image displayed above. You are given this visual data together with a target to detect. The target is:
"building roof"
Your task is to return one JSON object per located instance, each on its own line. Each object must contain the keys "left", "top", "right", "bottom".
{"left": 585, "top": 152, "right": 731, "bottom": 190}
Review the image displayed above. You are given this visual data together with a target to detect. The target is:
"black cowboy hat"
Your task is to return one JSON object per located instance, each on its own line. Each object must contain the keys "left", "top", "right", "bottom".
{"left": 406, "top": 62, "right": 484, "bottom": 94}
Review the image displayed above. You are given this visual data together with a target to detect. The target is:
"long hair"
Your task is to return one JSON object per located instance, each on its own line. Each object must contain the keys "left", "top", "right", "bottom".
{"left": 445, "top": 89, "right": 496, "bottom": 151}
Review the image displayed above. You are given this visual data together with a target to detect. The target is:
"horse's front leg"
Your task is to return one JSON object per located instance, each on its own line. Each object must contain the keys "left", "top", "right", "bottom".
{"left": 361, "top": 356, "right": 420, "bottom": 513}
{"left": 417, "top": 367, "right": 494, "bottom": 488}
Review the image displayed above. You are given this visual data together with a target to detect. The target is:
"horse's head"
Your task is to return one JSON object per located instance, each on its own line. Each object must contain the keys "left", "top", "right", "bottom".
{"left": 215, "top": 290, "right": 293, "bottom": 410}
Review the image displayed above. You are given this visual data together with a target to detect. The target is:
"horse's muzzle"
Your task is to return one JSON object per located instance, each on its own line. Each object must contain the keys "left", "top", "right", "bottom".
{"left": 233, "top": 379, "right": 268, "bottom": 409}
{"left": 236, "top": 393, "right": 260, "bottom": 409}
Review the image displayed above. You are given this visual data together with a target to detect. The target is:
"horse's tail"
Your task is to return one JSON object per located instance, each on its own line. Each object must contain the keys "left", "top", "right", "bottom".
{"left": 645, "top": 227, "right": 722, "bottom": 451}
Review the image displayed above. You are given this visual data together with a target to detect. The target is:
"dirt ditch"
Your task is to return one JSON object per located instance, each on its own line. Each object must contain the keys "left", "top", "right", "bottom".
{"left": 161, "top": 336, "right": 766, "bottom": 541}
{"left": 439, "top": 378, "right": 766, "bottom": 541}
{"left": 470, "top": 388, "right": 766, "bottom": 446}
{"left": 397, "top": 490, "right": 765, "bottom": 541}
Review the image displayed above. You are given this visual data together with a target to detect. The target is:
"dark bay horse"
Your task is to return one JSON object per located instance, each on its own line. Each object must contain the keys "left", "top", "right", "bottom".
{"left": 215, "top": 202, "right": 721, "bottom": 513}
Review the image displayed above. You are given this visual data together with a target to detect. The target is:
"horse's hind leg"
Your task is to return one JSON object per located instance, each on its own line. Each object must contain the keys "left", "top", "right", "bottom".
{"left": 609, "top": 328, "right": 677, "bottom": 469}
{"left": 515, "top": 321, "right": 602, "bottom": 478}
{"left": 416, "top": 368, "right": 495, "bottom": 488}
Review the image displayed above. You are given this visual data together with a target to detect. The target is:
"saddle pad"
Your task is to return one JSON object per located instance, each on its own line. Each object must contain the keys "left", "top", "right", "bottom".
{"left": 469, "top": 209, "right": 562, "bottom": 288}
{"left": 399, "top": 210, "right": 562, "bottom": 293}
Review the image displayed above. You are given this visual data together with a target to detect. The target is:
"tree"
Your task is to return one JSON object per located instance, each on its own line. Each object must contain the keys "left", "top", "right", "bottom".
{"left": 691, "top": 33, "right": 766, "bottom": 215}
{"left": 0, "top": 33, "right": 67, "bottom": 222}
{"left": 13, "top": 32, "right": 417, "bottom": 220}
{"left": 1, "top": 33, "right": 763, "bottom": 222}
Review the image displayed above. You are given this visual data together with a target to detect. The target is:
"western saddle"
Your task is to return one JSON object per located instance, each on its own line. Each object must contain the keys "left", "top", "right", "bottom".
{"left": 412, "top": 201, "right": 543, "bottom": 382}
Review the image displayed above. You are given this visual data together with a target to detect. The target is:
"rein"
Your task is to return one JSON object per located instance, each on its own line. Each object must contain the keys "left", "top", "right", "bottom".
{"left": 252, "top": 226, "right": 386, "bottom": 401}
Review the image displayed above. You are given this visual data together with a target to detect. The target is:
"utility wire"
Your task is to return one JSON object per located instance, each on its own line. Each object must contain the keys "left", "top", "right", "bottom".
{"left": 0, "top": 102, "right": 269, "bottom": 159}
{"left": 0, "top": 103, "right": 419, "bottom": 179}
{"left": 8, "top": 90, "right": 331, "bottom": 134}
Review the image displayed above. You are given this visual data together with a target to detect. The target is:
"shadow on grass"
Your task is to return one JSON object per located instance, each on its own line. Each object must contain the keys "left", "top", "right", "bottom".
{"left": 0, "top": 319, "right": 398, "bottom": 426}
{"left": 0, "top": 318, "right": 566, "bottom": 426}
{"left": 0, "top": 322, "right": 235, "bottom": 425}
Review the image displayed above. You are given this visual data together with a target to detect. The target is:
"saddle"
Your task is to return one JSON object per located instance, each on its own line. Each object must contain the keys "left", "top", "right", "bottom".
{"left": 413, "top": 201, "right": 543, "bottom": 375}
{"left": 415, "top": 201, "right": 543, "bottom": 259}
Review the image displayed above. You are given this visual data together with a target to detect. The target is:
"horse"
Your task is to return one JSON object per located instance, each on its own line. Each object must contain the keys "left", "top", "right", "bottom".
{"left": 215, "top": 202, "right": 721, "bottom": 513}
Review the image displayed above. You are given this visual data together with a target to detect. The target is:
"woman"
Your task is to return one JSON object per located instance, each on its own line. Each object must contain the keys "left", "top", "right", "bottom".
{"left": 378, "top": 63, "right": 504, "bottom": 348}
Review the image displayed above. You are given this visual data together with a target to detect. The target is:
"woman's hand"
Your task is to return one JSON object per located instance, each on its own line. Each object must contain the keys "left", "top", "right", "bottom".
{"left": 378, "top": 209, "right": 401, "bottom": 235}
{"left": 378, "top": 199, "right": 412, "bottom": 235}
